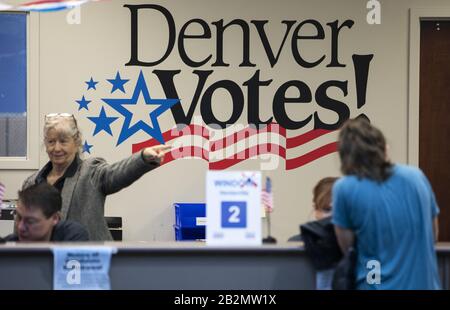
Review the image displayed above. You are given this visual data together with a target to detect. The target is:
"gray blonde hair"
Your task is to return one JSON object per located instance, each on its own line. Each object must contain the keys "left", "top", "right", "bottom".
{"left": 43, "top": 115, "right": 83, "bottom": 152}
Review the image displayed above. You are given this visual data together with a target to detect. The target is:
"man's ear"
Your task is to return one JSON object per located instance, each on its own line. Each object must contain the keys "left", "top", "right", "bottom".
{"left": 50, "top": 212, "right": 60, "bottom": 226}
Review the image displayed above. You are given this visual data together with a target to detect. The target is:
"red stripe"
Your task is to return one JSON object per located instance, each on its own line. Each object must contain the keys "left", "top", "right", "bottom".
{"left": 286, "top": 129, "right": 332, "bottom": 149}
{"left": 132, "top": 123, "right": 286, "bottom": 153}
{"left": 23, "top": 0, "right": 64, "bottom": 5}
{"left": 160, "top": 146, "right": 208, "bottom": 166}
{"left": 209, "top": 143, "right": 286, "bottom": 170}
{"left": 210, "top": 123, "right": 286, "bottom": 152}
{"left": 149, "top": 142, "right": 338, "bottom": 170}
{"left": 132, "top": 124, "right": 209, "bottom": 153}
{"left": 22, "top": 0, "right": 73, "bottom": 6}
{"left": 285, "top": 142, "right": 338, "bottom": 170}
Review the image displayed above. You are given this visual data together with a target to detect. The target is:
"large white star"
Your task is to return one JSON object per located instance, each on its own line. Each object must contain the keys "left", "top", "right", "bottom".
{"left": 123, "top": 92, "right": 159, "bottom": 128}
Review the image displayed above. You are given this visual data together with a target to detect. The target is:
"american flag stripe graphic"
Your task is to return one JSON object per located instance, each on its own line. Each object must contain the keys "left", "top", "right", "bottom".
{"left": 261, "top": 191, "right": 273, "bottom": 212}
{"left": 0, "top": 0, "right": 102, "bottom": 12}
{"left": 261, "top": 177, "right": 273, "bottom": 213}
{"left": 132, "top": 123, "right": 338, "bottom": 170}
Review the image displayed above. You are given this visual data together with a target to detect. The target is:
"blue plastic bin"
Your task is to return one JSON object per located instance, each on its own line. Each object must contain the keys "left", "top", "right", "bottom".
{"left": 174, "top": 203, "right": 206, "bottom": 241}
{"left": 174, "top": 203, "right": 206, "bottom": 228}
{"left": 174, "top": 225, "right": 206, "bottom": 241}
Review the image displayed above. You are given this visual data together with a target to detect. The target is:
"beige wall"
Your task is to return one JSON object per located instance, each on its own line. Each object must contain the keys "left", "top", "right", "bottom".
{"left": 1, "top": 0, "right": 449, "bottom": 241}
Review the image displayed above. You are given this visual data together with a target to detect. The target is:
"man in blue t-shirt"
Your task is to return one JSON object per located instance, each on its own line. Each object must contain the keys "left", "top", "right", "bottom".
{"left": 332, "top": 118, "right": 440, "bottom": 289}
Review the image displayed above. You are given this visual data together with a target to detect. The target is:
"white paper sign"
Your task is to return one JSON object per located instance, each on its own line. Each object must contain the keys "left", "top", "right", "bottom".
{"left": 196, "top": 217, "right": 207, "bottom": 226}
{"left": 53, "top": 247, "right": 116, "bottom": 290}
{"left": 206, "top": 171, "right": 262, "bottom": 246}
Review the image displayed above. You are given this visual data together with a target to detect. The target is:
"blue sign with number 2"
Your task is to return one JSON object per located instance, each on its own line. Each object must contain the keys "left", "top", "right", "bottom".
{"left": 221, "top": 201, "right": 247, "bottom": 228}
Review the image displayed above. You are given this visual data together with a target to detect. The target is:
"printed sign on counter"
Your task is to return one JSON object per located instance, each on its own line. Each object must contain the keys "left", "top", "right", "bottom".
{"left": 206, "top": 171, "right": 262, "bottom": 246}
{"left": 53, "top": 247, "right": 116, "bottom": 290}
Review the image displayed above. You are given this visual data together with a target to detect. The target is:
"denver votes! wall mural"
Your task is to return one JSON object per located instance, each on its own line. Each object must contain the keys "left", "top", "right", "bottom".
{"left": 2, "top": 0, "right": 379, "bottom": 171}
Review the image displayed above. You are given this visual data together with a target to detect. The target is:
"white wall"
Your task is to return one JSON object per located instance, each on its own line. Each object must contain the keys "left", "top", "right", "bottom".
{"left": 1, "top": 0, "right": 450, "bottom": 241}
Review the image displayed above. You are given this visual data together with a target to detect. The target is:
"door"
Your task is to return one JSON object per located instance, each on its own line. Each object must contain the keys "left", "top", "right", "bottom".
{"left": 420, "top": 21, "right": 450, "bottom": 241}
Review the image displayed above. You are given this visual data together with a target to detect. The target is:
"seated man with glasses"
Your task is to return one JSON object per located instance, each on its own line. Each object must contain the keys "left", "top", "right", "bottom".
{"left": 4, "top": 183, "right": 89, "bottom": 242}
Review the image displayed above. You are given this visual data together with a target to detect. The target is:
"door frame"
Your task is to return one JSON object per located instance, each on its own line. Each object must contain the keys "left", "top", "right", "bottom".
{"left": 408, "top": 8, "right": 450, "bottom": 166}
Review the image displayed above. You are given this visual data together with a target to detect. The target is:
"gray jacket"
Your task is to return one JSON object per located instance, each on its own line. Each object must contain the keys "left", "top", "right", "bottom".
{"left": 23, "top": 152, "right": 160, "bottom": 241}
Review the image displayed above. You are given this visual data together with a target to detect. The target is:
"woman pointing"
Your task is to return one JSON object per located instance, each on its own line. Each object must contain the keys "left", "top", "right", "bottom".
{"left": 22, "top": 113, "right": 170, "bottom": 240}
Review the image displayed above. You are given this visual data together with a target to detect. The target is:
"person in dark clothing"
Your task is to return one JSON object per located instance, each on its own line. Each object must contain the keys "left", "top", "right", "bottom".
{"left": 288, "top": 177, "right": 338, "bottom": 242}
{"left": 289, "top": 177, "right": 340, "bottom": 290}
{"left": 4, "top": 221, "right": 88, "bottom": 242}
{"left": 3, "top": 183, "right": 88, "bottom": 242}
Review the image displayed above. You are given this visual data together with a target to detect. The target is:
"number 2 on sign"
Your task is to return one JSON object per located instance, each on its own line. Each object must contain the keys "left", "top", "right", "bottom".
{"left": 228, "top": 206, "right": 241, "bottom": 223}
{"left": 221, "top": 201, "right": 247, "bottom": 228}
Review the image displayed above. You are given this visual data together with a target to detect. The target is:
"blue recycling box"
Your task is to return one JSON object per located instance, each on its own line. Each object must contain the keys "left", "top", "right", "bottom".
{"left": 173, "top": 203, "right": 206, "bottom": 241}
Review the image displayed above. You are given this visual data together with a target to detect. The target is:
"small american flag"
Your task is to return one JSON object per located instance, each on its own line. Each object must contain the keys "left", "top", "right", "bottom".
{"left": 0, "top": 182, "right": 5, "bottom": 206}
{"left": 261, "top": 177, "right": 273, "bottom": 213}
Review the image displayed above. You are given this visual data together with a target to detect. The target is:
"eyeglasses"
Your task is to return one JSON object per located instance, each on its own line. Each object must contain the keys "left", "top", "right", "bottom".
{"left": 45, "top": 113, "right": 77, "bottom": 125}
{"left": 45, "top": 113, "right": 73, "bottom": 119}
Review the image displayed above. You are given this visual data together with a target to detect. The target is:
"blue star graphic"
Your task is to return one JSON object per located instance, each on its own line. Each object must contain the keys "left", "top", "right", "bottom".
{"left": 76, "top": 95, "right": 91, "bottom": 111}
{"left": 85, "top": 77, "right": 99, "bottom": 90}
{"left": 87, "top": 106, "right": 118, "bottom": 136}
{"left": 102, "top": 70, "right": 179, "bottom": 145}
{"left": 82, "top": 140, "right": 93, "bottom": 154}
{"left": 107, "top": 71, "right": 129, "bottom": 93}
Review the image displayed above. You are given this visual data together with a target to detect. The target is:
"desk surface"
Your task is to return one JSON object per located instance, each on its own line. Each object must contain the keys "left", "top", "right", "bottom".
{"left": 1, "top": 241, "right": 449, "bottom": 250}
{"left": 0, "top": 241, "right": 306, "bottom": 251}
{"left": 0, "top": 242, "right": 316, "bottom": 290}
{"left": 0, "top": 242, "right": 449, "bottom": 290}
